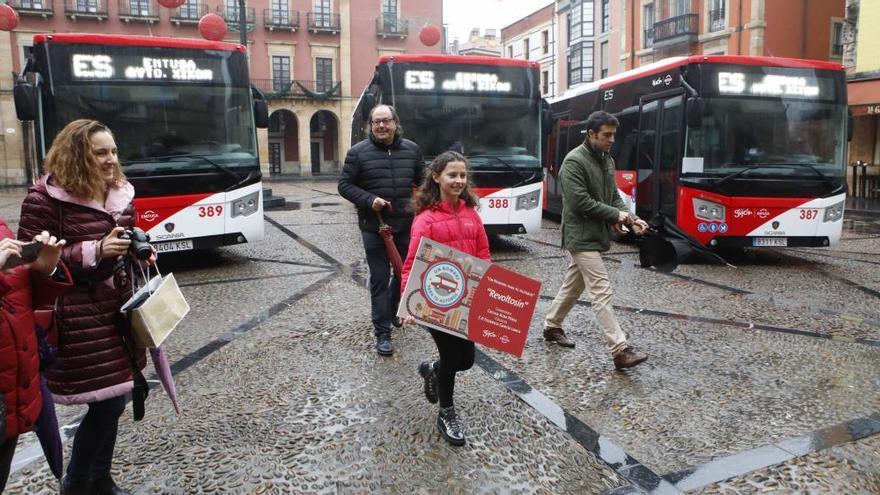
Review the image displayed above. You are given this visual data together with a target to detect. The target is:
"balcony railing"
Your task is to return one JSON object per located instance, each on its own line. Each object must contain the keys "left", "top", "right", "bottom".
{"left": 118, "top": 0, "right": 158, "bottom": 22}
{"left": 264, "top": 8, "right": 299, "bottom": 31}
{"left": 653, "top": 13, "right": 698, "bottom": 44}
{"left": 8, "top": 0, "right": 54, "bottom": 17}
{"left": 644, "top": 28, "right": 654, "bottom": 48}
{"left": 376, "top": 15, "right": 408, "bottom": 38}
{"left": 65, "top": 0, "right": 108, "bottom": 19}
{"left": 832, "top": 43, "right": 844, "bottom": 56}
{"left": 170, "top": 2, "right": 207, "bottom": 24}
{"left": 709, "top": 8, "right": 725, "bottom": 32}
{"left": 253, "top": 79, "right": 342, "bottom": 99}
{"left": 307, "top": 12, "right": 340, "bottom": 33}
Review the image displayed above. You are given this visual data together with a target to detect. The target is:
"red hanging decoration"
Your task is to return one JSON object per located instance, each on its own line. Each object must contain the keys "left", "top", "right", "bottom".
{"left": 198, "top": 13, "right": 227, "bottom": 41}
{"left": 157, "top": 0, "right": 185, "bottom": 8}
{"left": 0, "top": 4, "right": 20, "bottom": 31}
{"left": 419, "top": 24, "right": 441, "bottom": 47}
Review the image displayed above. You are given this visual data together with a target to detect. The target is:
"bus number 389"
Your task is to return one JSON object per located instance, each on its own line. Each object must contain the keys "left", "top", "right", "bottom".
{"left": 198, "top": 205, "right": 223, "bottom": 217}
{"left": 488, "top": 199, "right": 509, "bottom": 209}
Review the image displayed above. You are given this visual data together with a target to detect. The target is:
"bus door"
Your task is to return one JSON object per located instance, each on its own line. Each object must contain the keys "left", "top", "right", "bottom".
{"left": 636, "top": 92, "right": 685, "bottom": 222}
{"left": 547, "top": 117, "right": 582, "bottom": 214}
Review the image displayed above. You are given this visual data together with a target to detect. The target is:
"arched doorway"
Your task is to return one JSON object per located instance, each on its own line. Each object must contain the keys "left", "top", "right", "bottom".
{"left": 268, "top": 109, "right": 299, "bottom": 175}
{"left": 309, "top": 110, "right": 338, "bottom": 175}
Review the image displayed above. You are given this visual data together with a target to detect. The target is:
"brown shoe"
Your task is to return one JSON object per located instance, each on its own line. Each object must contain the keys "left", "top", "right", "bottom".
{"left": 613, "top": 348, "right": 647, "bottom": 370}
{"left": 543, "top": 327, "right": 575, "bottom": 348}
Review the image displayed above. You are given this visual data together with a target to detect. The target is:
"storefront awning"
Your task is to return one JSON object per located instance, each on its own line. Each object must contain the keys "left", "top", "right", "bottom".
{"left": 848, "top": 78, "right": 880, "bottom": 115}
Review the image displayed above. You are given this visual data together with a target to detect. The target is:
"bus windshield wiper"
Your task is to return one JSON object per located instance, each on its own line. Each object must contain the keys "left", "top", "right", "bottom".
{"left": 467, "top": 154, "right": 530, "bottom": 186}
{"left": 122, "top": 153, "right": 248, "bottom": 191}
{"left": 713, "top": 163, "right": 827, "bottom": 188}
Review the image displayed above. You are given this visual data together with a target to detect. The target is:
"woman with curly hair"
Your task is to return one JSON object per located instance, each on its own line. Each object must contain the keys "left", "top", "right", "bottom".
{"left": 400, "top": 150, "right": 490, "bottom": 446}
{"left": 18, "top": 119, "right": 146, "bottom": 495}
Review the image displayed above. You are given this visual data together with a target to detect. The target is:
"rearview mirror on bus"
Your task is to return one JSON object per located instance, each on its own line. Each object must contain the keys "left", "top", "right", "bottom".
{"left": 686, "top": 97, "right": 703, "bottom": 128}
{"left": 253, "top": 100, "right": 269, "bottom": 128}
{"left": 847, "top": 108, "right": 853, "bottom": 142}
{"left": 541, "top": 99, "right": 554, "bottom": 136}
{"left": 13, "top": 80, "right": 36, "bottom": 122}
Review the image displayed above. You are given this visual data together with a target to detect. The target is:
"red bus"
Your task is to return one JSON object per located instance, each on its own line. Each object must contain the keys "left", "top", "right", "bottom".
{"left": 352, "top": 55, "right": 550, "bottom": 235}
{"left": 14, "top": 33, "right": 269, "bottom": 253}
{"left": 544, "top": 55, "right": 849, "bottom": 265}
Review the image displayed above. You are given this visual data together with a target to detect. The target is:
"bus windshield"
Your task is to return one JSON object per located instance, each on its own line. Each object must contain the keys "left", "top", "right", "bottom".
{"left": 685, "top": 97, "right": 847, "bottom": 181}
{"left": 392, "top": 94, "right": 541, "bottom": 169}
{"left": 47, "top": 83, "right": 257, "bottom": 176}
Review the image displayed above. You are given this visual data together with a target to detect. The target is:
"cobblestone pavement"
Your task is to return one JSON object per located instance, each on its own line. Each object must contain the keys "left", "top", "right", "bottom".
{"left": 3, "top": 181, "right": 879, "bottom": 494}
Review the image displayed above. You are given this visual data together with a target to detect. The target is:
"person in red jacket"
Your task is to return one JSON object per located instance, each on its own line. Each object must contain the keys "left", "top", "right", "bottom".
{"left": 400, "top": 151, "right": 490, "bottom": 446}
{"left": 18, "top": 119, "right": 145, "bottom": 495}
{"left": 0, "top": 226, "right": 71, "bottom": 490}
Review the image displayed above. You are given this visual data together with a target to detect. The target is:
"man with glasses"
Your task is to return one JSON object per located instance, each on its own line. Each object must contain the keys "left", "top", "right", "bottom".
{"left": 339, "top": 104, "right": 424, "bottom": 356}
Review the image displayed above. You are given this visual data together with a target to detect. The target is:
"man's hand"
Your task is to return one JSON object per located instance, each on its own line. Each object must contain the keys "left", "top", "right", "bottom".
{"left": 631, "top": 218, "right": 650, "bottom": 236}
{"left": 372, "top": 197, "right": 390, "bottom": 212}
{"left": 100, "top": 227, "right": 131, "bottom": 259}
{"left": 29, "top": 231, "right": 66, "bottom": 276}
{"left": 617, "top": 210, "right": 632, "bottom": 224}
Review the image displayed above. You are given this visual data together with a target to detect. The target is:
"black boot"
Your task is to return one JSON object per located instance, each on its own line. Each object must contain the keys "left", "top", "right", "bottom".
{"left": 376, "top": 333, "right": 394, "bottom": 356}
{"left": 437, "top": 406, "right": 465, "bottom": 446}
{"left": 59, "top": 477, "right": 90, "bottom": 495}
{"left": 92, "top": 477, "right": 131, "bottom": 495}
{"left": 418, "top": 361, "right": 439, "bottom": 404}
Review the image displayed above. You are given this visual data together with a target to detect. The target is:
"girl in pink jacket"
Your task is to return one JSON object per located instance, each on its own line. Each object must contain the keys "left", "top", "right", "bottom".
{"left": 400, "top": 151, "right": 490, "bottom": 446}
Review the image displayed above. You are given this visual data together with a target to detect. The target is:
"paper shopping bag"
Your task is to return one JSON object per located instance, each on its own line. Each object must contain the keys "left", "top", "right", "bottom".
{"left": 121, "top": 272, "right": 189, "bottom": 348}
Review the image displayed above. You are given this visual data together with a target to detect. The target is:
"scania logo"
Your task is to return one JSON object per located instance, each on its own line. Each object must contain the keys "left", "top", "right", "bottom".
{"left": 772, "top": 221, "right": 780, "bottom": 230}
{"left": 164, "top": 222, "right": 175, "bottom": 233}
{"left": 141, "top": 210, "right": 158, "bottom": 222}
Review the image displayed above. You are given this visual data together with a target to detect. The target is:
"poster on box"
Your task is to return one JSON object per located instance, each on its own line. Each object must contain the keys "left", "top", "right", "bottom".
{"left": 396, "top": 238, "right": 541, "bottom": 357}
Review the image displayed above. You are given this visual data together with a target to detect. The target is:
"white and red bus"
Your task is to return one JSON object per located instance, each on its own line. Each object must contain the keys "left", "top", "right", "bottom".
{"left": 14, "top": 33, "right": 269, "bottom": 253}
{"left": 352, "top": 55, "right": 548, "bottom": 235}
{"left": 545, "top": 55, "right": 849, "bottom": 251}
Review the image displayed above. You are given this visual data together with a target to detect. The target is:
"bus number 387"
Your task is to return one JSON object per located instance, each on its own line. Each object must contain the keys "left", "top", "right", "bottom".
{"left": 488, "top": 199, "right": 509, "bottom": 209}
{"left": 198, "top": 205, "right": 223, "bottom": 217}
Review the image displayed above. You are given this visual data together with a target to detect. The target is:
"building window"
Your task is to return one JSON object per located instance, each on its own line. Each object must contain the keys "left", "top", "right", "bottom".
{"left": 671, "top": 0, "right": 689, "bottom": 16}
{"left": 567, "top": 41, "right": 594, "bottom": 86}
{"left": 178, "top": 0, "right": 199, "bottom": 19}
{"left": 314, "top": 0, "right": 331, "bottom": 27}
{"left": 128, "top": 0, "right": 149, "bottom": 15}
{"left": 643, "top": 3, "right": 655, "bottom": 48}
{"left": 542, "top": 30, "right": 549, "bottom": 54}
{"left": 541, "top": 70, "right": 549, "bottom": 95}
{"left": 20, "top": 0, "right": 44, "bottom": 8}
{"left": 568, "top": 0, "right": 594, "bottom": 45}
{"left": 316, "top": 57, "right": 333, "bottom": 92}
{"left": 382, "top": 0, "right": 398, "bottom": 30}
{"left": 832, "top": 21, "right": 844, "bottom": 57}
{"left": 709, "top": 0, "right": 725, "bottom": 32}
{"left": 524, "top": 38, "right": 530, "bottom": 60}
{"left": 272, "top": 56, "right": 291, "bottom": 92}
{"left": 507, "top": 45, "right": 514, "bottom": 58}
{"left": 601, "top": 0, "right": 610, "bottom": 32}
{"left": 271, "top": 0, "right": 289, "bottom": 24}
{"left": 600, "top": 41, "right": 608, "bottom": 79}
{"left": 76, "top": 0, "right": 98, "bottom": 13}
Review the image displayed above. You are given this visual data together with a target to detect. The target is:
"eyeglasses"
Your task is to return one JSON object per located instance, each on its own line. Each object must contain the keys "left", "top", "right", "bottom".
{"left": 371, "top": 118, "right": 395, "bottom": 126}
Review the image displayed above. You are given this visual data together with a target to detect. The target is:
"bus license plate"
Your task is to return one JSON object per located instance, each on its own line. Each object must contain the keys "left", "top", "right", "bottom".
{"left": 154, "top": 240, "right": 194, "bottom": 253}
{"left": 753, "top": 237, "right": 787, "bottom": 247}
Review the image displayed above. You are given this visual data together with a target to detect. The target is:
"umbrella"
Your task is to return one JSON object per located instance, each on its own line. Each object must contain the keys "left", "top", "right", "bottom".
{"left": 35, "top": 375, "right": 62, "bottom": 479}
{"left": 376, "top": 211, "right": 403, "bottom": 281}
{"left": 149, "top": 347, "right": 180, "bottom": 414}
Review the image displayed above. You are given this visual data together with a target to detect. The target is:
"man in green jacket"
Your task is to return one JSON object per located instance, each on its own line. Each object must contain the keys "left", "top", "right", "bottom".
{"left": 543, "top": 110, "right": 649, "bottom": 370}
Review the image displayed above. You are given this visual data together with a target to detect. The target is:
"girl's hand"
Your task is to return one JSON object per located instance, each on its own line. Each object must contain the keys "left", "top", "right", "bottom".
{"left": 100, "top": 227, "right": 131, "bottom": 259}
{"left": 30, "top": 231, "right": 66, "bottom": 276}
{"left": 0, "top": 238, "right": 24, "bottom": 273}
{"left": 401, "top": 316, "right": 416, "bottom": 326}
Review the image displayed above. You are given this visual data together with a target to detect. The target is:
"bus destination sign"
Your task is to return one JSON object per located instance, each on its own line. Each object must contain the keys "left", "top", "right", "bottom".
{"left": 717, "top": 71, "right": 820, "bottom": 98}
{"left": 404, "top": 70, "right": 512, "bottom": 93}
{"left": 71, "top": 54, "right": 215, "bottom": 82}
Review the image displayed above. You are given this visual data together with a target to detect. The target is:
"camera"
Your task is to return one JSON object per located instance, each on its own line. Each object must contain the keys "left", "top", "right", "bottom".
{"left": 119, "top": 227, "right": 152, "bottom": 260}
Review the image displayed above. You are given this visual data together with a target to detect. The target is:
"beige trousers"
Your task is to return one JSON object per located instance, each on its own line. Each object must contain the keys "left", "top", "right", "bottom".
{"left": 544, "top": 250, "right": 628, "bottom": 355}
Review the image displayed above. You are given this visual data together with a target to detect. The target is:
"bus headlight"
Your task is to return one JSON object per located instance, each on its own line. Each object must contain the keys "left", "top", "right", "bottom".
{"left": 693, "top": 198, "right": 725, "bottom": 221}
{"left": 823, "top": 201, "right": 844, "bottom": 222}
{"left": 515, "top": 190, "right": 540, "bottom": 211}
{"left": 230, "top": 191, "right": 260, "bottom": 218}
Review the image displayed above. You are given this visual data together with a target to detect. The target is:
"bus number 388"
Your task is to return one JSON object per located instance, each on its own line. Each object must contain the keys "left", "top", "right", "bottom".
{"left": 488, "top": 199, "right": 509, "bottom": 209}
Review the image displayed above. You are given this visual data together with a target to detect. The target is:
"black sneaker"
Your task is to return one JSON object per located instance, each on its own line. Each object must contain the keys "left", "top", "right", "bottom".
{"left": 437, "top": 406, "right": 465, "bottom": 446}
{"left": 376, "top": 334, "right": 394, "bottom": 356}
{"left": 418, "top": 361, "right": 439, "bottom": 404}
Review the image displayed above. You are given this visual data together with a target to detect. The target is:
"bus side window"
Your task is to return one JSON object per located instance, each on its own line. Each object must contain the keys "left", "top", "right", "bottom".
{"left": 612, "top": 109, "right": 639, "bottom": 171}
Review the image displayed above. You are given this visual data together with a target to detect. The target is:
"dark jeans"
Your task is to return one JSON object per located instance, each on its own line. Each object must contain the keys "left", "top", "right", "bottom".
{"left": 361, "top": 230, "right": 410, "bottom": 337}
{"left": 429, "top": 329, "right": 475, "bottom": 408}
{"left": 0, "top": 435, "right": 18, "bottom": 491}
{"left": 66, "top": 395, "right": 126, "bottom": 485}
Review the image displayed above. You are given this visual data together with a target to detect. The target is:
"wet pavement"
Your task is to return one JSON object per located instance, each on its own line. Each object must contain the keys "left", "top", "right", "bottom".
{"left": 3, "top": 180, "right": 879, "bottom": 494}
